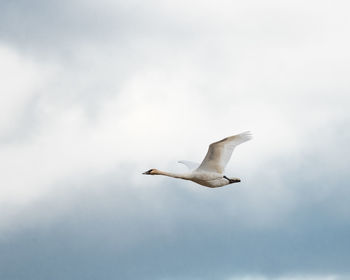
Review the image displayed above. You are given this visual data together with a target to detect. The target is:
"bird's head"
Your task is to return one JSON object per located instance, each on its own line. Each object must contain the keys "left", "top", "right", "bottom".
{"left": 142, "top": 168, "right": 158, "bottom": 175}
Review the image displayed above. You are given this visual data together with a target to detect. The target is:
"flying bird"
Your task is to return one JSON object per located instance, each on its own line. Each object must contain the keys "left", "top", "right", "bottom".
{"left": 143, "top": 131, "right": 252, "bottom": 188}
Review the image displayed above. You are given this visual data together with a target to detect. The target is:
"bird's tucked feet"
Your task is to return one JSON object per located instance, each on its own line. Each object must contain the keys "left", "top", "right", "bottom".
{"left": 223, "top": 176, "right": 241, "bottom": 184}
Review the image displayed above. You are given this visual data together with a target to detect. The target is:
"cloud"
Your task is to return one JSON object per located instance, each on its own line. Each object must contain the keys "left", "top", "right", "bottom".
{"left": 227, "top": 276, "right": 344, "bottom": 280}
{"left": 0, "top": 0, "right": 350, "bottom": 279}
{"left": 0, "top": 45, "right": 55, "bottom": 139}
{"left": 0, "top": 158, "right": 349, "bottom": 280}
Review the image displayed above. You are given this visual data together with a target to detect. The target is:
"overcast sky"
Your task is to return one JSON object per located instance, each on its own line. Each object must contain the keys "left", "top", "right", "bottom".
{"left": 1, "top": 0, "right": 350, "bottom": 279}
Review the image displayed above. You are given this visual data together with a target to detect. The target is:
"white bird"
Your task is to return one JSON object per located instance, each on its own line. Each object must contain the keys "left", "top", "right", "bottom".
{"left": 143, "top": 131, "right": 252, "bottom": 188}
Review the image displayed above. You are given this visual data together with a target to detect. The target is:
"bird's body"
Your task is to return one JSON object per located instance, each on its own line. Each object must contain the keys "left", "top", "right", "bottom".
{"left": 188, "top": 171, "right": 238, "bottom": 188}
{"left": 143, "top": 131, "right": 252, "bottom": 188}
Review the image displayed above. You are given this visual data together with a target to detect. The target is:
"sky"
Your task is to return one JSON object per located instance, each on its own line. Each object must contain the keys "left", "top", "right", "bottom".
{"left": 0, "top": 0, "right": 350, "bottom": 279}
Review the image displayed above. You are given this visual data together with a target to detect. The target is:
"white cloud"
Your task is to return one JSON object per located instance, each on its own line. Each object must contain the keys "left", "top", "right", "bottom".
{"left": 1, "top": 7, "right": 349, "bottom": 219}
{"left": 0, "top": 45, "right": 54, "bottom": 135}
{"left": 0, "top": 0, "right": 350, "bottom": 278}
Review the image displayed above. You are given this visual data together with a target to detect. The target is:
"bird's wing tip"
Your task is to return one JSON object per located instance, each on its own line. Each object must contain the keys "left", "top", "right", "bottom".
{"left": 240, "top": 131, "right": 253, "bottom": 139}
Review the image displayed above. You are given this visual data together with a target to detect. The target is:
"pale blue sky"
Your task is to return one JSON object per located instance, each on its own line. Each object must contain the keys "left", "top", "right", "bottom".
{"left": 0, "top": 0, "right": 350, "bottom": 279}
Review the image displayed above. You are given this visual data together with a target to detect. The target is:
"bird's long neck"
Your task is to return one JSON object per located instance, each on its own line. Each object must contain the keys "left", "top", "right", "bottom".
{"left": 154, "top": 170, "right": 192, "bottom": 180}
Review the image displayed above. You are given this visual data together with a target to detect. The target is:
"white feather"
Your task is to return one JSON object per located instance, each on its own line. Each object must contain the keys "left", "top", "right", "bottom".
{"left": 196, "top": 131, "right": 252, "bottom": 174}
{"left": 178, "top": 160, "right": 200, "bottom": 170}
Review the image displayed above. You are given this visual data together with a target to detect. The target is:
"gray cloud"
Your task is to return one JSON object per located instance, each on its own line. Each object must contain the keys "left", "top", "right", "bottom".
{"left": 0, "top": 0, "right": 117, "bottom": 54}
{"left": 1, "top": 0, "right": 350, "bottom": 279}
{"left": 1, "top": 123, "right": 349, "bottom": 279}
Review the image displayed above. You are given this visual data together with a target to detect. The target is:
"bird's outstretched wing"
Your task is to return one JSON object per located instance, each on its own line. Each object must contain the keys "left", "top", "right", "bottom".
{"left": 178, "top": 160, "right": 200, "bottom": 171}
{"left": 196, "top": 131, "right": 252, "bottom": 174}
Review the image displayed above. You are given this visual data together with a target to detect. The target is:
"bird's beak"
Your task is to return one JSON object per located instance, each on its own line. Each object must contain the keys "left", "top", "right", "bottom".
{"left": 142, "top": 170, "right": 151, "bottom": 175}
